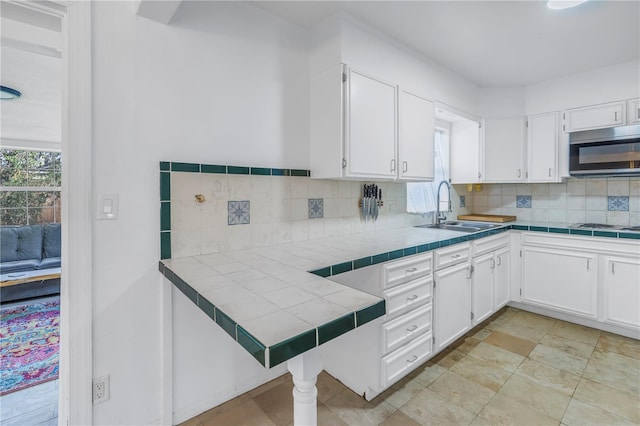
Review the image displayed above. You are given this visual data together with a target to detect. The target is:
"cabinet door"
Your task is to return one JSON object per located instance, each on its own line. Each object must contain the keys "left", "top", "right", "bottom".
{"left": 398, "top": 90, "right": 434, "bottom": 181}
{"left": 434, "top": 262, "right": 471, "bottom": 352}
{"left": 346, "top": 69, "right": 397, "bottom": 179}
{"left": 527, "top": 113, "right": 559, "bottom": 183}
{"left": 602, "top": 256, "right": 640, "bottom": 330}
{"left": 563, "top": 101, "right": 625, "bottom": 132}
{"left": 494, "top": 247, "right": 511, "bottom": 310}
{"left": 522, "top": 247, "right": 597, "bottom": 319}
{"left": 472, "top": 253, "right": 494, "bottom": 325}
{"left": 628, "top": 98, "right": 640, "bottom": 125}
{"left": 483, "top": 117, "right": 526, "bottom": 183}
{"left": 450, "top": 118, "right": 482, "bottom": 184}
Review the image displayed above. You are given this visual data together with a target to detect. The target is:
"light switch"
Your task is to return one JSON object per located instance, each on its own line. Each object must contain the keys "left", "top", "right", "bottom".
{"left": 97, "top": 194, "right": 118, "bottom": 220}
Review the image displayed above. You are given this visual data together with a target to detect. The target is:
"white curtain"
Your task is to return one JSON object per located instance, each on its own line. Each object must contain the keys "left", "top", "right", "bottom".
{"left": 407, "top": 129, "right": 450, "bottom": 214}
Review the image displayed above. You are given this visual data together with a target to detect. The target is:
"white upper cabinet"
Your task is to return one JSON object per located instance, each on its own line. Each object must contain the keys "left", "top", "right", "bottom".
{"left": 346, "top": 69, "right": 397, "bottom": 179}
{"left": 450, "top": 116, "right": 482, "bottom": 184}
{"left": 563, "top": 101, "right": 626, "bottom": 133}
{"left": 310, "top": 65, "right": 434, "bottom": 181}
{"left": 527, "top": 112, "right": 559, "bottom": 183}
{"left": 398, "top": 90, "right": 435, "bottom": 181}
{"left": 483, "top": 117, "right": 526, "bottom": 183}
{"left": 627, "top": 98, "right": 640, "bottom": 125}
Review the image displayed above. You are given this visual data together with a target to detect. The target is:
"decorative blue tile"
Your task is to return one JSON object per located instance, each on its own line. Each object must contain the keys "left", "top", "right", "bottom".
{"left": 197, "top": 294, "right": 215, "bottom": 319}
{"left": 308, "top": 198, "right": 324, "bottom": 219}
{"left": 228, "top": 201, "right": 250, "bottom": 225}
{"left": 159, "top": 161, "right": 170, "bottom": 171}
{"left": 516, "top": 195, "right": 532, "bottom": 208}
{"left": 594, "top": 231, "right": 618, "bottom": 239}
{"left": 160, "top": 172, "right": 171, "bottom": 201}
{"left": 403, "top": 246, "right": 417, "bottom": 256}
{"left": 160, "top": 202, "right": 171, "bottom": 231}
{"left": 227, "top": 166, "right": 250, "bottom": 175}
{"left": 388, "top": 249, "right": 404, "bottom": 260}
{"left": 459, "top": 195, "right": 466, "bottom": 208}
{"left": 608, "top": 196, "right": 629, "bottom": 211}
{"left": 512, "top": 225, "right": 529, "bottom": 231}
{"left": 371, "top": 253, "right": 389, "bottom": 265}
{"left": 215, "top": 308, "right": 237, "bottom": 340}
{"left": 271, "top": 168, "right": 290, "bottom": 176}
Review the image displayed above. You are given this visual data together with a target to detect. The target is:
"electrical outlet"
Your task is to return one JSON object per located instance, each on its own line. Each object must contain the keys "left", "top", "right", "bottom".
{"left": 92, "top": 375, "right": 110, "bottom": 404}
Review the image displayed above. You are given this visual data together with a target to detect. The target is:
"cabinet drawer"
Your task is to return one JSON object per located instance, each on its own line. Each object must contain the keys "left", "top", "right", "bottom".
{"left": 383, "top": 276, "right": 432, "bottom": 319}
{"left": 435, "top": 243, "right": 470, "bottom": 270}
{"left": 382, "top": 303, "right": 432, "bottom": 353}
{"left": 381, "top": 331, "right": 432, "bottom": 388}
{"left": 382, "top": 253, "right": 432, "bottom": 289}
{"left": 474, "top": 233, "right": 509, "bottom": 257}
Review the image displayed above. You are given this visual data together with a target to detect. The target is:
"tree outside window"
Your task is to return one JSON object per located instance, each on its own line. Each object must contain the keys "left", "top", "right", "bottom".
{"left": 0, "top": 149, "right": 62, "bottom": 226}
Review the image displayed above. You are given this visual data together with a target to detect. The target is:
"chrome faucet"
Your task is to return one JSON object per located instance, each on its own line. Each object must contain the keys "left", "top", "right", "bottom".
{"left": 434, "top": 180, "right": 452, "bottom": 225}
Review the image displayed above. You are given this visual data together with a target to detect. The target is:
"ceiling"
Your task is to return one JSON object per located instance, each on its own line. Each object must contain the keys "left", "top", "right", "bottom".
{"left": 249, "top": 0, "right": 640, "bottom": 87}
{"left": 1, "top": 3, "right": 62, "bottom": 147}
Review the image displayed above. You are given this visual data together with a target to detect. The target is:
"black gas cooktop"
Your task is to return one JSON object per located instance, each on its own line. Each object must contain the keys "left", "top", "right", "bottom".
{"left": 570, "top": 223, "right": 640, "bottom": 232}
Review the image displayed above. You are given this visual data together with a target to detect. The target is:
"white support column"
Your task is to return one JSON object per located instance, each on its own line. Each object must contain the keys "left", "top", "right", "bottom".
{"left": 286, "top": 348, "right": 323, "bottom": 426}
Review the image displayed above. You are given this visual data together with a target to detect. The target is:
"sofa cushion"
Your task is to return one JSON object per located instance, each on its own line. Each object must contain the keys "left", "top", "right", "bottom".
{"left": 38, "top": 257, "right": 61, "bottom": 270}
{"left": 0, "top": 225, "right": 43, "bottom": 263}
{"left": 0, "top": 259, "right": 42, "bottom": 273}
{"left": 43, "top": 224, "right": 61, "bottom": 258}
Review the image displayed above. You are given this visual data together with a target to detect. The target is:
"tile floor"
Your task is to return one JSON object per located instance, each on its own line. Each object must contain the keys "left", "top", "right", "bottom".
{"left": 181, "top": 307, "right": 640, "bottom": 426}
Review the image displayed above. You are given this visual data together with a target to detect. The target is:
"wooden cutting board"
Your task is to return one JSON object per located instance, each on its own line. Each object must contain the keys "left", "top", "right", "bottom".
{"left": 457, "top": 214, "right": 516, "bottom": 223}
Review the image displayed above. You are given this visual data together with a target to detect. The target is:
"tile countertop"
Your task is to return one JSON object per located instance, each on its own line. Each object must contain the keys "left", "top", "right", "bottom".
{"left": 159, "top": 221, "right": 639, "bottom": 369}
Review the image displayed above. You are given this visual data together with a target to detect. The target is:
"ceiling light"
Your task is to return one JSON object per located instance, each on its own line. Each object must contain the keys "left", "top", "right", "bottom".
{"left": 547, "top": 0, "right": 589, "bottom": 10}
{"left": 0, "top": 86, "right": 22, "bottom": 100}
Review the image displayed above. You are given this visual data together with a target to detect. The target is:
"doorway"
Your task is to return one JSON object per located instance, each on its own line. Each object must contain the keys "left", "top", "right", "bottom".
{"left": 0, "top": 1, "right": 92, "bottom": 424}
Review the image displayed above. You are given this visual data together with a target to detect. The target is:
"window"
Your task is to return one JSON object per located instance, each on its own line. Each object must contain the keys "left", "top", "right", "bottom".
{"left": 406, "top": 128, "right": 450, "bottom": 214}
{"left": 0, "top": 148, "right": 62, "bottom": 225}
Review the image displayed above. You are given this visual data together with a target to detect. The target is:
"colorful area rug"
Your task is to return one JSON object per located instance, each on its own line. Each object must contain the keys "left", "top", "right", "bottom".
{"left": 0, "top": 297, "right": 60, "bottom": 395}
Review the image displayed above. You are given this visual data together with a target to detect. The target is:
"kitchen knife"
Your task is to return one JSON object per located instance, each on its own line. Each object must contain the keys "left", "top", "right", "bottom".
{"left": 373, "top": 184, "right": 378, "bottom": 221}
{"left": 361, "top": 184, "right": 366, "bottom": 220}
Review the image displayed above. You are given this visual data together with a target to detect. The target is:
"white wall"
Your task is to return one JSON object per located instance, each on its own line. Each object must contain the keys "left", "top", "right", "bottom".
{"left": 91, "top": 2, "right": 310, "bottom": 424}
{"left": 478, "top": 87, "right": 526, "bottom": 117}
{"left": 525, "top": 59, "right": 640, "bottom": 115}
{"left": 312, "top": 16, "right": 480, "bottom": 116}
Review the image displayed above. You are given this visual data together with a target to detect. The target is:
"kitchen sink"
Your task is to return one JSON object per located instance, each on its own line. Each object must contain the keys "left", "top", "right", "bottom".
{"left": 415, "top": 221, "right": 504, "bottom": 233}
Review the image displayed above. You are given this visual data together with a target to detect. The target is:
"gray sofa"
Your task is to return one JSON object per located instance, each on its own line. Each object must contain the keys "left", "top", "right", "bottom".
{"left": 0, "top": 223, "right": 61, "bottom": 302}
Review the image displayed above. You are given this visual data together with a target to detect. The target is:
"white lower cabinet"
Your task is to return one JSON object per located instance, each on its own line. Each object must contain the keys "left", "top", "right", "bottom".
{"left": 472, "top": 253, "right": 495, "bottom": 325}
{"left": 381, "top": 332, "right": 432, "bottom": 388}
{"left": 518, "top": 232, "right": 639, "bottom": 336}
{"left": 522, "top": 246, "right": 597, "bottom": 319}
{"left": 434, "top": 259, "right": 472, "bottom": 352}
{"left": 494, "top": 246, "right": 511, "bottom": 310}
{"left": 601, "top": 255, "right": 640, "bottom": 330}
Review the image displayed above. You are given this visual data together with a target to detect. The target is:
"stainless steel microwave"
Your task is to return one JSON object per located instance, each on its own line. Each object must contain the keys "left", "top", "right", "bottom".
{"left": 569, "top": 125, "right": 640, "bottom": 177}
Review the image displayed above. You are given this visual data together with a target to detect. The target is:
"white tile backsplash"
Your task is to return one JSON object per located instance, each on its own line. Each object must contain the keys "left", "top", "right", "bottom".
{"left": 469, "top": 177, "right": 638, "bottom": 227}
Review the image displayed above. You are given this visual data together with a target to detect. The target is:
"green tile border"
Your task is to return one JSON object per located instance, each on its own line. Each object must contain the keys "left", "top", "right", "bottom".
{"left": 268, "top": 329, "right": 316, "bottom": 368}
{"left": 237, "top": 326, "right": 266, "bottom": 366}
{"left": 197, "top": 294, "right": 215, "bottom": 320}
{"left": 619, "top": 232, "right": 640, "bottom": 240}
{"left": 201, "top": 164, "right": 226, "bottom": 174}
{"left": 353, "top": 256, "right": 372, "bottom": 269}
{"left": 160, "top": 172, "right": 171, "bottom": 201}
{"left": 160, "top": 202, "right": 171, "bottom": 232}
{"left": 160, "top": 161, "right": 170, "bottom": 171}
{"left": 331, "top": 261, "right": 353, "bottom": 275}
{"left": 215, "top": 309, "right": 237, "bottom": 340}
{"left": 171, "top": 162, "right": 200, "bottom": 172}
{"left": 271, "top": 168, "right": 290, "bottom": 176}
{"left": 309, "top": 267, "right": 331, "bottom": 278}
{"left": 356, "top": 300, "right": 386, "bottom": 327}
{"left": 228, "top": 166, "right": 250, "bottom": 175}
{"left": 318, "top": 313, "right": 355, "bottom": 345}
{"left": 160, "top": 232, "right": 171, "bottom": 260}
{"left": 251, "top": 167, "right": 271, "bottom": 176}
